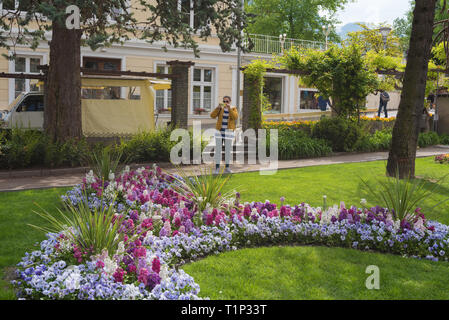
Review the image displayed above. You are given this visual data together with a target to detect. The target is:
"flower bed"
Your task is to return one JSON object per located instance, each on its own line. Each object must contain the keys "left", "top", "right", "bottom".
{"left": 435, "top": 154, "right": 449, "bottom": 164}
{"left": 12, "top": 166, "right": 449, "bottom": 300}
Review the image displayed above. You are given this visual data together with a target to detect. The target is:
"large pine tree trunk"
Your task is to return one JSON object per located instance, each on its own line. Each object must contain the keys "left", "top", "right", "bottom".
{"left": 386, "top": 0, "right": 436, "bottom": 179}
{"left": 44, "top": 21, "right": 82, "bottom": 141}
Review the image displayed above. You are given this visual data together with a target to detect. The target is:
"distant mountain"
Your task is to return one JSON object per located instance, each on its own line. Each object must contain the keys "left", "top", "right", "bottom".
{"left": 338, "top": 23, "right": 364, "bottom": 40}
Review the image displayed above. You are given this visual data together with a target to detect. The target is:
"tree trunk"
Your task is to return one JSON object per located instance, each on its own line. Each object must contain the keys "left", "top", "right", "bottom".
{"left": 386, "top": 0, "right": 436, "bottom": 179}
{"left": 44, "top": 21, "right": 82, "bottom": 142}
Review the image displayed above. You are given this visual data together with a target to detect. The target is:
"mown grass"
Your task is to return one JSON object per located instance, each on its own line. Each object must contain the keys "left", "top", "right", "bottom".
{"left": 0, "top": 187, "right": 70, "bottom": 299}
{"left": 182, "top": 245, "right": 449, "bottom": 300}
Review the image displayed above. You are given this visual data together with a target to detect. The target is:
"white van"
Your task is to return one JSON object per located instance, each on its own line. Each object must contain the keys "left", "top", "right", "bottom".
{"left": 1, "top": 92, "right": 44, "bottom": 130}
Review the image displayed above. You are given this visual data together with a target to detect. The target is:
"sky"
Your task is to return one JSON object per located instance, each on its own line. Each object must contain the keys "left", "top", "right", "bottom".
{"left": 334, "top": 0, "right": 412, "bottom": 30}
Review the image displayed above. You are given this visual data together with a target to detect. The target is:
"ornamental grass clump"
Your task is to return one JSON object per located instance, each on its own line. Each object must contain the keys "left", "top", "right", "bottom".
{"left": 84, "top": 145, "right": 125, "bottom": 183}
{"left": 169, "top": 166, "right": 236, "bottom": 218}
{"left": 29, "top": 194, "right": 127, "bottom": 261}
{"left": 360, "top": 171, "right": 447, "bottom": 223}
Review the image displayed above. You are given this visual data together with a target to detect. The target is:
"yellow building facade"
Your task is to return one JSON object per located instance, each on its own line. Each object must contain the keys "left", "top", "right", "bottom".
{"left": 1, "top": 1, "right": 394, "bottom": 128}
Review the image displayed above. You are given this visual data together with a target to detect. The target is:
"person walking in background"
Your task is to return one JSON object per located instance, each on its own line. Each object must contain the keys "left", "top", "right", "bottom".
{"left": 210, "top": 96, "right": 238, "bottom": 174}
{"left": 378, "top": 90, "right": 390, "bottom": 118}
{"left": 318, "top": 95, "right": 330, "bottom": 111}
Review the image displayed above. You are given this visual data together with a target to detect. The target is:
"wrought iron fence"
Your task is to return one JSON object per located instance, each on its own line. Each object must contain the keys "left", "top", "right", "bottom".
{"left": 246, "top": 34, "right": 326, "bottom": 54}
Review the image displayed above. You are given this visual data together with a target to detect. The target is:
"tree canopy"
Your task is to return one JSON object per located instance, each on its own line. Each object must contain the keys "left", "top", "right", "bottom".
{"left": 279, "top": 44, "right": 379, "bottom": 118}
{"left": 0, "top": 0, "right": 249, "bottom": 58}
{"left": 245, "top": 0, "right": 350, "bottom": 42}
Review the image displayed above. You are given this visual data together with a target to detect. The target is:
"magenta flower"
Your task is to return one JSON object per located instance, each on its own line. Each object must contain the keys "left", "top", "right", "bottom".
{"left": 152, "top": 258, "right": 161, "bottom": 274}
{"left": 138, "top": 268, "right": 149, "bottom": 285}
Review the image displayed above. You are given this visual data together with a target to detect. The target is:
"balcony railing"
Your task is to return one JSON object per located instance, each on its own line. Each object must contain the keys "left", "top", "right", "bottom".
{"left": 246, "top": 34, "right": 326, "bottom": 54}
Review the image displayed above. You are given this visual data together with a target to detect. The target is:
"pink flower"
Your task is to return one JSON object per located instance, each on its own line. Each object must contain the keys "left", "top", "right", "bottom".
{"left": 206, "top": 214, "right": 214, "bottom": 226}
{"left": 152, "top": 258, "right": 161, "bottom": 274}
{"left": 134, "top": 246, "right": 146, "bottom": 258}
{"left": 142, "top": 218, "right": 153, "bottom": 230}
{"left": 113, "top": 268, "right": 125, "bottom": 283}
{"left": 127, "top": 264, "right": 137, "bottom": 273}
{"left": 174, "top": 217, "right": 182, "bottom": 227}
{"left": 138, "top": 268, "right": 149, "bottom": 285}
{"left": 96, "top": 260, "right": 105, "bottom": 269}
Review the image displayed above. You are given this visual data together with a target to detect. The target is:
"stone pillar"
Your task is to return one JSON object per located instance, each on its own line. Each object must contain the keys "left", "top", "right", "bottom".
{"left": 167, "top": 60, "right": 194, "bottom": 129}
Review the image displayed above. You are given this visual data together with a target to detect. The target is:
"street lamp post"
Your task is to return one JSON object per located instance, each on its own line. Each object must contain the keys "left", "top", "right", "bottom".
{"left": 279, "top": 33, "right": 287, "bottom": 54}
{"left": 322, "top": 25, "right": 331, "bottom": 50}
{"left": 236, "top": 0, "right": 244, "bottom": 127}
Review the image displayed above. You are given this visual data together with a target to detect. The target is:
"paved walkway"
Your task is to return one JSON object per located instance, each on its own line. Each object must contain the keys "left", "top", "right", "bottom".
{"left": 1, "top": 146, "right": 448, "bottom": 192}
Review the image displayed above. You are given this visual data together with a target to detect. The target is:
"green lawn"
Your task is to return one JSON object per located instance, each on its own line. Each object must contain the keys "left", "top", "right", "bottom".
{"left": 0, "top": 187, "right": 70, "bottom": 299}
{"left": 1, "top": 157, "right": 449, "bottom": 299}
{"left": 182, "top": 246, "right": 449, "bottom": 300}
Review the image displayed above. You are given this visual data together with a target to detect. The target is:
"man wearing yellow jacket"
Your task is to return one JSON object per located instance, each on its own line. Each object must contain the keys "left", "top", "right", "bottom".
{"left": 210, "top": 96, "right": 238, "bottom": 174}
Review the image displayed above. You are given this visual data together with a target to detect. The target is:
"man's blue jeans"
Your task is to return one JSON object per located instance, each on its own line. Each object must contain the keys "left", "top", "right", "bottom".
{"left": 378, "top": 100, "right": 388, "bottom": 118}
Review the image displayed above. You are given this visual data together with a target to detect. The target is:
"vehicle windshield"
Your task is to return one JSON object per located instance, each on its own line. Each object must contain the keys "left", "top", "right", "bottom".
{"left": 6, "top": 93, "right": 25, "bottom": 112}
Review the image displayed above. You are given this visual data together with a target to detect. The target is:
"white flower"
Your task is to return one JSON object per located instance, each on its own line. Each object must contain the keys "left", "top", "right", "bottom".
{"left": 103, "top": 256, "right": 118, "bottom": 276}
{"left": 85, "top": 170, "right": 96, "bottom": 184}
{"left": 64, "top": 271, "right": 81, "bottom": 290}
{"left": 116, "top": 241, "right": 125, "bottom": 256}
{"left": 108, "top": 171, "right": 115, "bottom": 181}
{"left": 360, "top": 198, "right": 367, "bottom": 206}
{"left": 122, "top": 284, "right": 143, "bottom": 300}
{"left": 159, "top": 265, "right": 169, "bottom": 282}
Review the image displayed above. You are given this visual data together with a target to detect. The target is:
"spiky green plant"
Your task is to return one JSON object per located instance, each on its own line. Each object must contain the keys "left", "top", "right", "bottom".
{"left": 29, "top": 195, "right": 126, "bottom": 258}
{"left": 360, "top": 171, "right": 448, "bottom": 222}
{"left": 169, "top": 166, "right": 236, "bottom": 217}
{"left": 84, "top": 145, "right": 125, "bottom": 182}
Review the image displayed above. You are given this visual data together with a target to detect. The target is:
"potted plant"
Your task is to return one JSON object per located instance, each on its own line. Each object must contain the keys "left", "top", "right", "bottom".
{"left": 194, "top": 108, "right": 206, "bottom": 115}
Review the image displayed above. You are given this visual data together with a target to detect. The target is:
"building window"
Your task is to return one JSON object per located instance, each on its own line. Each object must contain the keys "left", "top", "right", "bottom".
{"left": 155, "top": 64, "right": 172, "bottom": 113}
{"left": 83, "top": 57, "right": 121, "bottom": 72}
{"left": 12, "top": 56, "right": 42, "bottom": 99}
{"left": 178, "top": 0, "right": 201, "bottom": 29}
{"left": 192, "top": 67, "right": 214, "bottom": 113}
{"left": 298, "top": 89, "right": 319, "bottom": 111}
{"left": 82, "top": 57, "right": 122, "bottom": 98}
{"left": 263, "top": 76, "right": 283, "bottom": 114}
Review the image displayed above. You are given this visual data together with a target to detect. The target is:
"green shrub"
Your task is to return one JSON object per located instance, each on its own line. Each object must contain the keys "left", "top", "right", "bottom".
{"left": 44, "top": 138, "right": 90, "bottom": 168}
{"left": 439, "top": 134, "right": 449, "bottom": 145}
{"left": 0, "top": 129, "right": 90, "bottom": 169}
{"left": 354, "top": 128, "right": 392, "bottom": 152}
{"left": 311, "top": 117, "right": 362, "bottom": 152}
{"left": 269, "top": 129, "right": 332, "bottom": 160}
{"left": 0, "top": 129, "right": 46, "bottom": 168}
{"left": 418, "top": 131, "right": 440, "bottom": 148}
{"left": 119, "top": 127, "right": 207, "bottom": 164}
{"left": 119, "top": 128, "right": 175, "bottom": 163}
